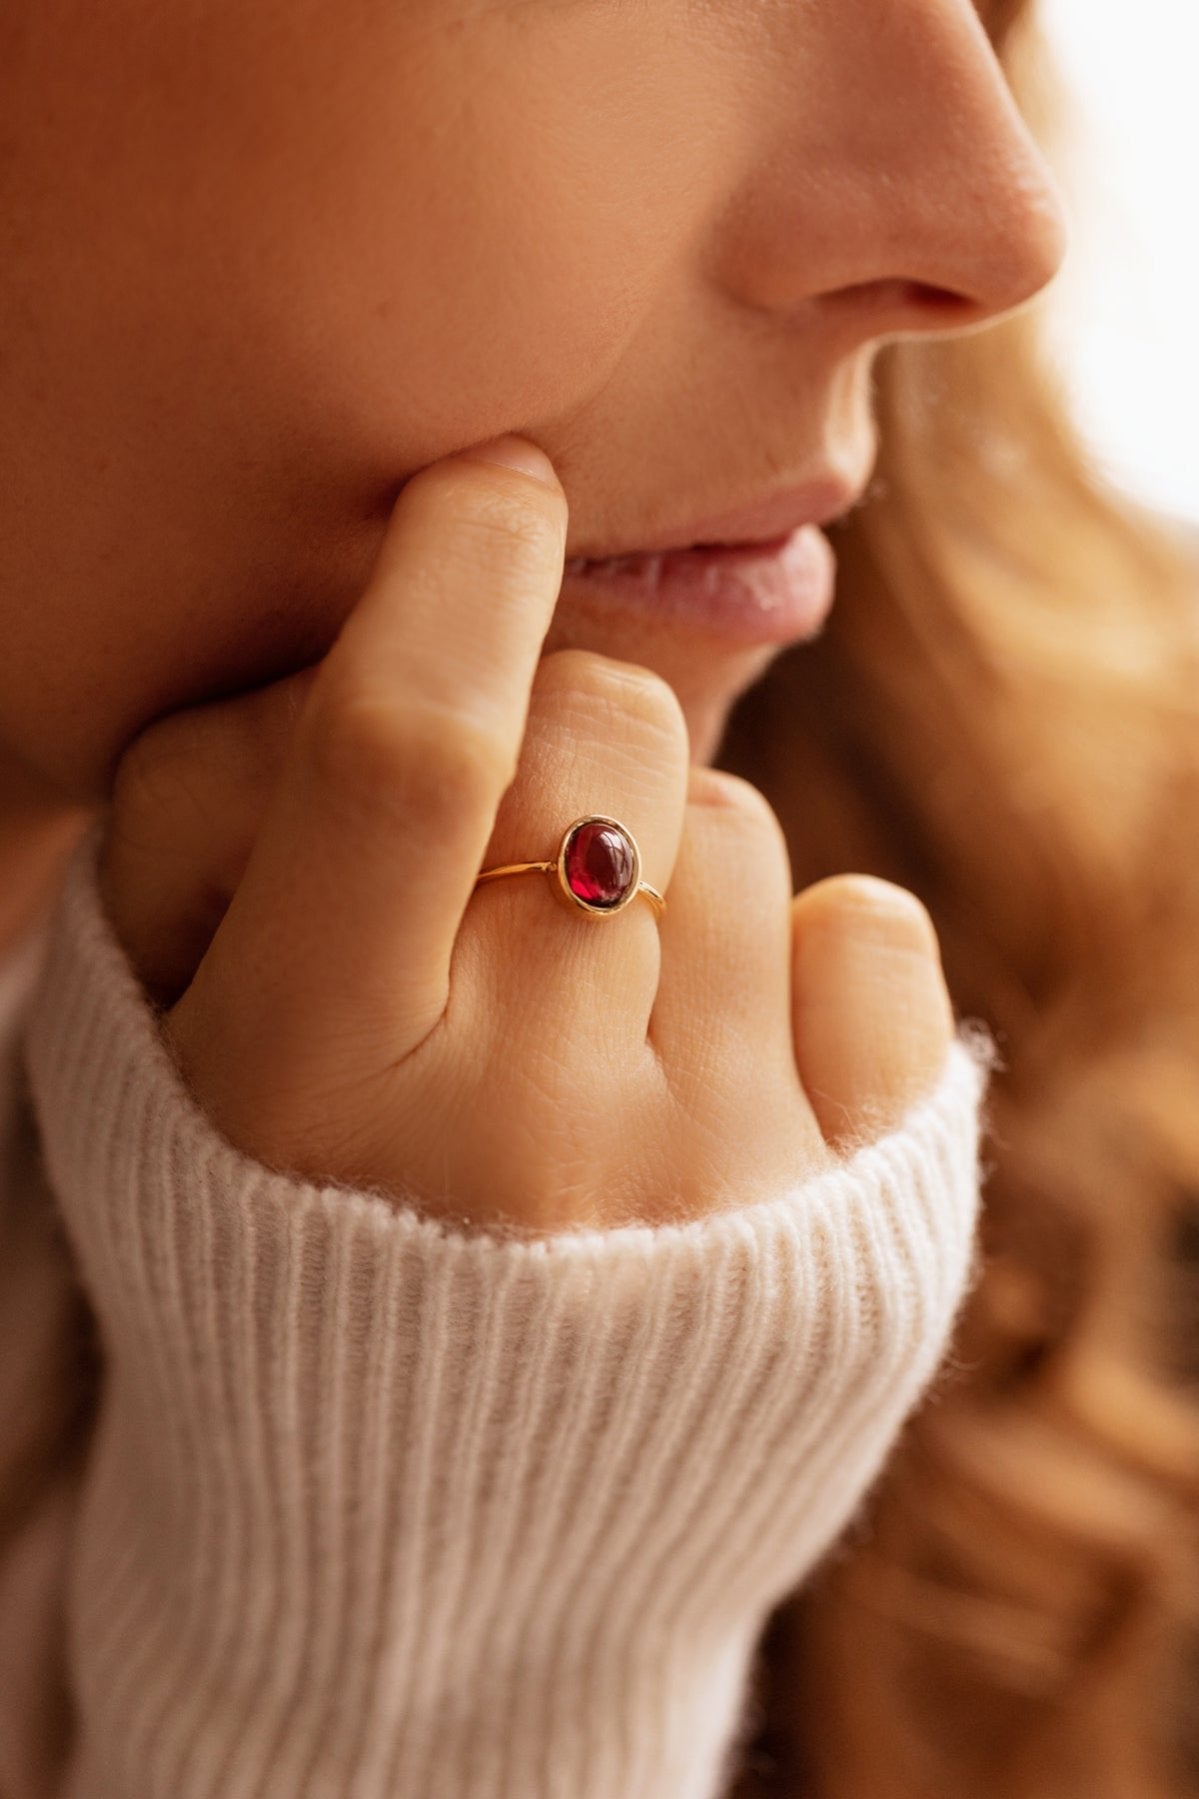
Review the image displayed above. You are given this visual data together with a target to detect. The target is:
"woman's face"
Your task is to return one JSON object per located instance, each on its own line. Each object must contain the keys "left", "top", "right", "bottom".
{"left": 1, "top": 0, "right": 1067, "bottom": 794}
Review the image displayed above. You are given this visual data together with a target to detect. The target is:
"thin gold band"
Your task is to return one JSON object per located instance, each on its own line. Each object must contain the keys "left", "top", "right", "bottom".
{"left": 474, "top": 860, "right": 666, "bottom": 918}
{"left": 474, "top": 814, "right": 666, "bottom": 920}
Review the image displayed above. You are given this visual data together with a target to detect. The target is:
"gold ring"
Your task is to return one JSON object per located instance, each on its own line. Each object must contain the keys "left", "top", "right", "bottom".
{"left": 474, "top": 814, "right": 665, "bottom": 919}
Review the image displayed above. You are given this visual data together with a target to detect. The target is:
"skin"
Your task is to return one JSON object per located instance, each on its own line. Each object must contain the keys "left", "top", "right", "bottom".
{"left": 0, "top": 0, "right": 1069, "bottom": 1210}
{"left": 1, "top": 0, "right": 1066, "bottom": 797}
{"left": 0, "top": 23, "right": 1068, "bottom": 1791}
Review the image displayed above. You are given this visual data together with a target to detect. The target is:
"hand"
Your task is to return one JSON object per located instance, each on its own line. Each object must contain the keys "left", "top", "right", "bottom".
{"left": 99, "top": 435, "right": 956, "bottom": 1232}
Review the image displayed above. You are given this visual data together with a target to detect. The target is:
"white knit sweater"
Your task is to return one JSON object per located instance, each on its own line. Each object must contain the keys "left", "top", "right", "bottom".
{"left": 0, "top": 828, "right": 997, "bottom": 1798}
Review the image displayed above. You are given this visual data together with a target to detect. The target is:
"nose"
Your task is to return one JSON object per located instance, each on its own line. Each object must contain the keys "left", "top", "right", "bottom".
{"left": 717, "top": 0, "right": 1071, "bottom": 338}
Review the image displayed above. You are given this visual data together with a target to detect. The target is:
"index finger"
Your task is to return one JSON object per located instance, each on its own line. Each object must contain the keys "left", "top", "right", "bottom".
{"left": 190, "top": 435, "right": 568, "bottom": 1058}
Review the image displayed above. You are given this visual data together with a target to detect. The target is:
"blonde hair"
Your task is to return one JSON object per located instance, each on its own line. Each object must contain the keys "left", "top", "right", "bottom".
{"left": 721, "top": 3, "right": 1199, "bottom": 1791}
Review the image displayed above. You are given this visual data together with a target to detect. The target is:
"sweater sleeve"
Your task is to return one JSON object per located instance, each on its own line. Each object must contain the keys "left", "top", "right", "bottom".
{"left": 21, "top": 825, "right": 998, "bottom": 1799}
{"left": 0, "top": 924, "right": 93, "bottom": 1799}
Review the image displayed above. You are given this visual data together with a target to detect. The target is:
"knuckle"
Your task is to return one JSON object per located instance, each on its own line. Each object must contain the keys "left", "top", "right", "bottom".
{"left": 109, "top": 730, "right": 167, "bottom": 822}
{"left": 304, "top": 689, "right": 512, "bottom": 825}
{"left": 688, "top": 766, "right": 790, "bottom": 850}
{"left": 536, "top": 648, "right": 689, "bottom": 753}
{"left": 111, "top": 715, "right": 201, "bottom": 829}
{"left": 801, "top": 873, "right": 941, "bottom": 955}
{"left": 688, "top": 765, "right": 772, "bottom": 820}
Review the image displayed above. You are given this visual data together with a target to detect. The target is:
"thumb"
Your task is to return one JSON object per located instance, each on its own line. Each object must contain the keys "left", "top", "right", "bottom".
{"left": 789, "top": 874, "right": 956, "bottom": 1153}
{"left": 99, "top": 667, "right": 319, "bottom": 1006}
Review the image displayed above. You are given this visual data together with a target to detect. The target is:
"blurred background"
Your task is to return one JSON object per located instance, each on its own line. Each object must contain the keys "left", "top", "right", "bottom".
{"left": 1039, "top": 0, "right": 1199, "bottom": 532}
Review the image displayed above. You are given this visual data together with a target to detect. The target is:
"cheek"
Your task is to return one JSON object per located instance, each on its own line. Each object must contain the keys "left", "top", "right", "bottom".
{"left": 174, "top": 0, "right": 744, "bottom": 465}
{"left": 17, "top": 0, "right": 749, "bottom": 490}
{"left": 3, "top": 0, "right": 756, "bottom": 800}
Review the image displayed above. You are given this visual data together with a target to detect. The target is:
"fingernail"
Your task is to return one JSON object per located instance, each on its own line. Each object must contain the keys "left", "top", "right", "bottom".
{"left": 463, "top": 434, "right": 558, "bottom": 488}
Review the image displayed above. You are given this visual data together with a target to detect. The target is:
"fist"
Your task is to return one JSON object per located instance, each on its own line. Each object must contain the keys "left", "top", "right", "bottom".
{"left": 99, "top": 437, "right": 955, "bottom": 1234}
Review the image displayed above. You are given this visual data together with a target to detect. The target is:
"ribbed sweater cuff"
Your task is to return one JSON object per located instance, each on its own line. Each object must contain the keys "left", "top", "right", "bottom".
{"left": 23, "top": 828, "right": 996, "bottom": 1799}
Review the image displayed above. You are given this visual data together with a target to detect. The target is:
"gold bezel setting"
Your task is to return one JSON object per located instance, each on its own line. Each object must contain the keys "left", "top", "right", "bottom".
{"left": 554, "top": 814, "right": 642, "bottom": 916}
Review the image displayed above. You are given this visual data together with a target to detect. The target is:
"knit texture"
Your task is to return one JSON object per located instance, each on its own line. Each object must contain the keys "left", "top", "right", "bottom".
{"left": 21, "top": 828, "right": 997, "bottom": 1799}
{"left": 0, "top": 915, "right": 84, "bottom": 1799}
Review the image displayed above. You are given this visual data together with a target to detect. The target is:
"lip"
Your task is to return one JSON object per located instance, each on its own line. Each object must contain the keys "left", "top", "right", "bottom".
{"left": 565, "top": 471, "right": 864, "bottom": 563}
{"left": 559, "top": 524, "right": 838, "bottom": 647}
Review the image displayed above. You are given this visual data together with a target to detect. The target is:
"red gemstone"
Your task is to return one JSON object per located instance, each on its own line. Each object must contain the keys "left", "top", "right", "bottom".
{"left": 563, "top": 820, "right": 635, "bottom": 908}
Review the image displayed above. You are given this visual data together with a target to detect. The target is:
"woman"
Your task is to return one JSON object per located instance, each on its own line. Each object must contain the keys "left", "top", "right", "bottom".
{"left": 1, "top": 0, "right": 1196, "bottom": 1794}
